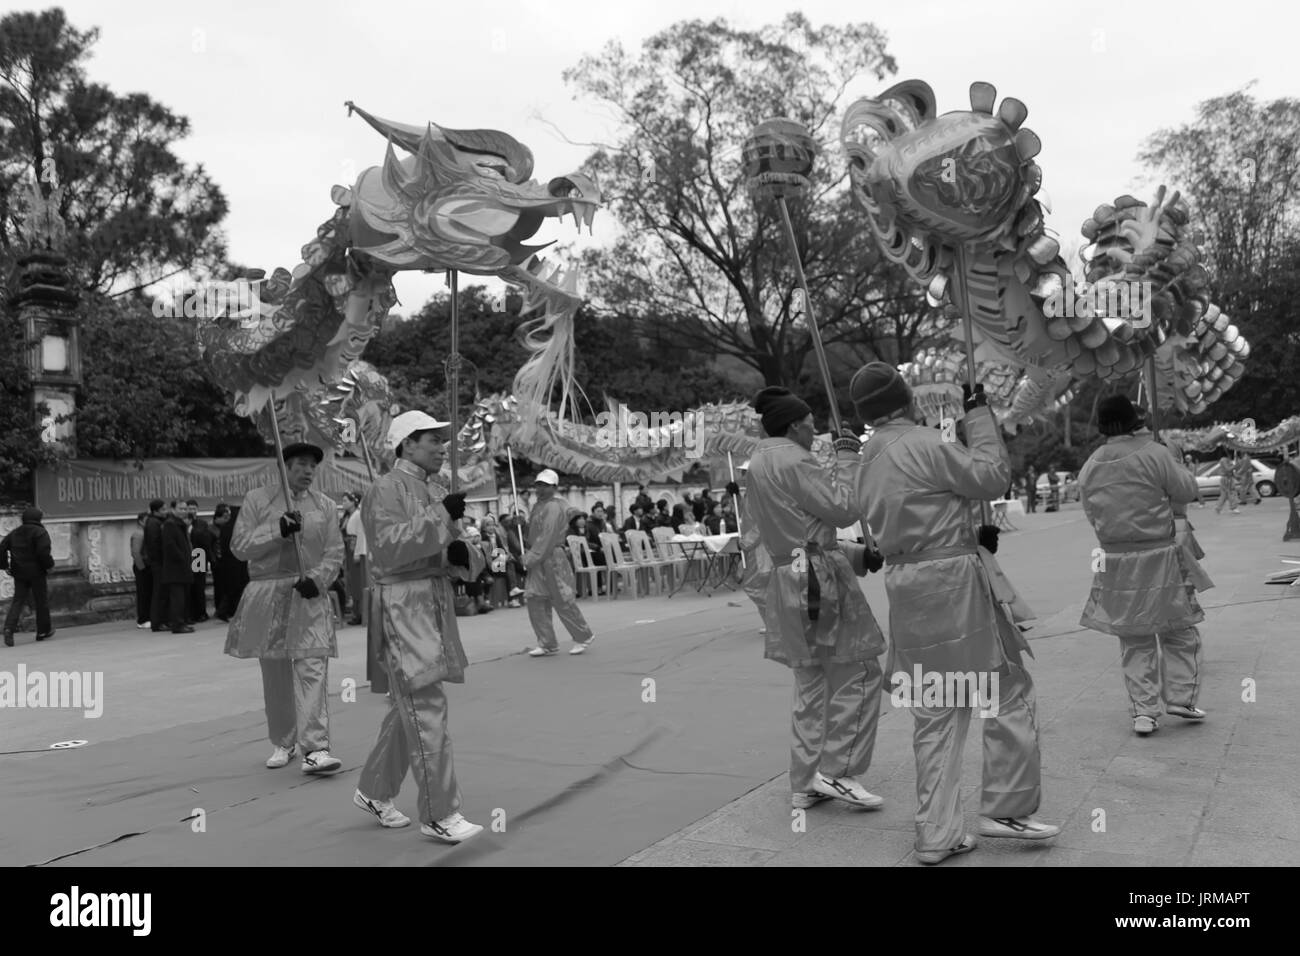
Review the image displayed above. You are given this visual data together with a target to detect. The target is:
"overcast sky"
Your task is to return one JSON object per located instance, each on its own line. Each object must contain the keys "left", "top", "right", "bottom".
{"left": 36, "top": 0, "right": 1300, "bottom": 315}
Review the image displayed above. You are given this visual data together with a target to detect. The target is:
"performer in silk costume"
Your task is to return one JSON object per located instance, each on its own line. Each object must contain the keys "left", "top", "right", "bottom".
{"left": 851, "top": 363, "right": 1058, "bottom": 864}
{"left": 745, "top": 387, "right": 887, "bottom": 812}
{"left": 1078, "top": 395, "right": 1213, "bottom": 737}
{"left": 225, "top": 442, "right": 345, "bottom": 775}
{"left": 352, "top": 411, "right": 483, "bottom": 843}
{"left": 525, "top": 469, "right": 596, "bottom": 658}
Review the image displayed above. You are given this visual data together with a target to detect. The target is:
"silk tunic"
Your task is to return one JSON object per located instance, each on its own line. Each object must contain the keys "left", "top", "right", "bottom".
{"left": 746, "top": 437, "right": 884, "bottom": 668}
{"left": 361, "top": 459, "right": 468, "bottom": 691}
{"left": 855, "top": 407, "right": 1018, "bottom": 675}
{"left": 522, "top": 496, "right": 580, "bottom": 603}
{"left": 737, "top": 491, "right": 773, "bottom": 612}
{"left": 224, "top": 483, "right": 344, "bottom": 660}
{"left": 1078, "top": 431, "right": 1214, "bottom": 637}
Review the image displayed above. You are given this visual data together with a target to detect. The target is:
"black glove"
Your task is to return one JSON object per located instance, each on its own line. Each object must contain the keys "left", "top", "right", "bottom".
{"left": 442, "top": 493, "right": 467, "bottom": 521}
{"left": 865, "top": 548, "right": 884, "bottom": 573}
{"left": 279, "top": 511, "right": 303, "bottom": 538}
{"left": 292, "top": 577, "right": 321, "bottom": 598}
{"left": 446, "top": 540, "right": 471, "bottom": 569}
{"left": 978, "top": 524, "right": 1000, "bottom": 554}
{"left": 833, "top": 426, "right": 862, "bottom": 454}
{"left": 726, "top": 481, "right": 741, "bottom": 498}
{"left": 962, "top": 384, "right": 988, "bottom": 412}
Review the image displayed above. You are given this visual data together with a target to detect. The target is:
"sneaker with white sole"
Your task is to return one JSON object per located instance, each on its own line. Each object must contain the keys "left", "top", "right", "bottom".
{"left": 353, "top": 790, "right": 411, "bottom": 828}
{"left": 137, "top": 621, "right": 150, "bottom": 629}
{"left": 265, "top": 745, "right": 296, "bottom": 769}
{"left": 1166, "top": 703, "right": 1207, "bottom": 720}
{"left": 916, "top": 834, "right": 977, "bottom": 865}
{"left": 1134, "top": 715, "right": 1158, "bottom": 735}
{"left": 570, "top": 637, "right": 595, "bottom": 655}
{"left": 977, "top": 816, "right": 1060, "bottom": 841}
{"left": 509, "top": 587, "right": 525, "bottom": 598}
{"left": 791, "top": 791, "right": 831, "bottom": 810}
{"left": 421, "top": 812, "right": 483, "bottom": 844}
{"left": 302, "top": 750, "right": 343, "bottom": 774}
{"left": 528, "top": 646, "right": 558, "bottom": 657}
{"left": 811, "top": 772, "right": 884, "bottom": 809}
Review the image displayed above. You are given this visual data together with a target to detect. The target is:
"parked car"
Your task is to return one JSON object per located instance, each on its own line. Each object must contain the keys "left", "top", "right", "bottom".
{"left": 1195, "top": 459, "right": 1276, "bottom": 499}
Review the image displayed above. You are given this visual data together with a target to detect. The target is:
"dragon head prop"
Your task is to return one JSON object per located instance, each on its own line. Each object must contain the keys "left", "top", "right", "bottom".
{"left": 345, "top": 103, "right": 601, "bottom": 414}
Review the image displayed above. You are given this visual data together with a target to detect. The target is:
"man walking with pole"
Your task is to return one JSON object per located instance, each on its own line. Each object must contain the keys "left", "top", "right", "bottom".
{"left": 225, "top": 442, "right": 345, "bottom": 775}
{"left": 851, "top": 363, "right": 1058, "bottom": 864}
{"left": 354, "top": 410, "right": 482, "bottom": 843}
{"left": 746, "top": 386, "right": 888, "bottom": 813}
{"left": 524, "top": 469, "right": 595, "bottom": 658}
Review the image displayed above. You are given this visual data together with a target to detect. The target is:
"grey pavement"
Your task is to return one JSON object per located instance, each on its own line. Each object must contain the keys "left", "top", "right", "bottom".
{"left": 1, "top": 499, "right": 1296, "bottom": 866}
{"left": 622, "top": 499, "right": 1300, "bottom": 867}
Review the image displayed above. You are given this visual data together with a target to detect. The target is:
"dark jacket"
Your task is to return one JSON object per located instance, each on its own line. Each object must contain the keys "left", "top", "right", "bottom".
{"left": 190, "top": 518, "right": 218, "bottom": 572}
{"left": 0, "top": 508, "right": 54, "bottom": 581}
{"left": 143, "top": 513, "right": 165, "bottom": 568}
{"left": 160, "top": 514, "right": 193, "bottom": 585}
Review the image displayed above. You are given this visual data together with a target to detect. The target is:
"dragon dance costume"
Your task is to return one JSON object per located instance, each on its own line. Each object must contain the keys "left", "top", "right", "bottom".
{"left": 1079, "top": 396, "right": 1213, "bottom": 734}
{"left": 745, "top": 388, "right": 886, "bottom": 809}
{"left": 524, "top": 471, "right": 594, "bottom": 656}
{"left": 851, "top": 363, "right": 1054, "bottom": 861}
{"left": 225, "top": 453, "right": 344, "bottom": 770}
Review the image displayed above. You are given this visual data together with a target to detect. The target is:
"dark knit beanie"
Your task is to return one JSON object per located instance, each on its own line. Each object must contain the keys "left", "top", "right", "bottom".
{"left": 1098, "top": 395, "right": 1142, "bottom": 436}
{"left": 850, "top": 362, "right": 911, "bottom": 422}
{"left": 752, "top": 386, "right": 812, "bottom": 436}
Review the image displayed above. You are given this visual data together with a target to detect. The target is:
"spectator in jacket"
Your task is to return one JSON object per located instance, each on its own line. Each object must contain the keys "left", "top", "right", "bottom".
{"left": 653, "top": 499, "right": 672, "bottom": 528}
{"left": 633, "top": 485, "right": 654, "bottom": 515}
{"left": 188, "top": 500, "right": 216, "bottom": 623}
{"left": 130, "top": 512, "right": 151, "bottom": 629}
{"left": 160, "top": 501, "right": 196, "bottom": 634}
{"left": 621, "top": 504, "right": 654, "bottom": 538}
{"left": 703, "top": 501, "right": 724, "bottom": 535}
{"left": 143, "top": 498, "right": 168, "bottom": 632}
{"left": 1, "top": 507, "right": 56, "bottom": 646}
{"left": 213, "top": 504, "right": 249, "bottom": 622}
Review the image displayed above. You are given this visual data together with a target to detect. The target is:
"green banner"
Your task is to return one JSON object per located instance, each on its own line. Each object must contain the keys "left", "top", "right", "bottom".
{"left": 34, "top": 457, "right": 497, "bottom": 520}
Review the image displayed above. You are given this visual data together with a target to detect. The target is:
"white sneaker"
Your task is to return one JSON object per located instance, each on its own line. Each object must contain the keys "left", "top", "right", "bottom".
{"left": 509, "top": 587, "right": 525, "bottom": 597}
{"left": 916, "top": 834, "right": 977, "bottom": 865}
{"left": 977, "top": 815, "right": 1060, "bottom": 840}
{"left": 570, "top": 637, "right": 595, "bottom": 655}
{"left": 353, "top": 790, "right": 411, "bottom": 828}
{"left": 528, "top": 646, "right": 558, "bottom": 657}
{"left": 421, "top": 812, "right": 483, "bottom": 844}
{"left": 265, "top": 745, "right": 296, "bottom": 769}
{"left": 1134, "top": 715, "right": 1159, "bottom": 735}
{"left": 811, "top": 772, "right": 884, "bottom": 809}
{"left": 791, "top": 791, "right": 831, "bottom": 810}
{"left": 136, "top": 621, "right": 150, "bottom": 629}
{"left": 1167, "top": 703, "right": 1207, "bottom": 720}
{"left": 302, "top": 750, "right": 343, "bottom": 774}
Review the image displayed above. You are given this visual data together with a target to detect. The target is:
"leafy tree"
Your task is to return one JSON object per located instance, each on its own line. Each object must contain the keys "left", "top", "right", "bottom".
{"left": 0, "top": 7, "right": 228, "bottom": 294}
{"left": 1139, "top": 86, "right": 1300, "bottom": 427}
{"left": 71, "top": 294, "right": 264, "bottom": 459}
{"left": 563, "top": 13, "right": 939, "bottom": 424}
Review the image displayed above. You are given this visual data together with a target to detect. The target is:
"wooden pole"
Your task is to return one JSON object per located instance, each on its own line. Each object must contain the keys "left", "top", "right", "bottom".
{"left": 776, "top": 197, "right": 842, "bottom": 435}
{"left": 447, "top": 269, "right": 460, "bottom": 494}
{"left": 265, "top": 403, "right": 308, "bottom": 577}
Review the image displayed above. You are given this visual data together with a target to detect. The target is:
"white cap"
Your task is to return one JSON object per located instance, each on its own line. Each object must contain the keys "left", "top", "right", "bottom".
{"left": 534, "top": 468, "right": 560, "bottom": 486}
{"left": 388, "top": 410, "right": 450, "bottom": 452}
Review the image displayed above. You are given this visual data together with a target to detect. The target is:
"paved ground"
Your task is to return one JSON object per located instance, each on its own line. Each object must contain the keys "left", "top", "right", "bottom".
{"left": 624, "top": 499, "right": 1300, "bottom": 867}
{"left": 0, "top": 498, "right": 1296, "bottom": 866}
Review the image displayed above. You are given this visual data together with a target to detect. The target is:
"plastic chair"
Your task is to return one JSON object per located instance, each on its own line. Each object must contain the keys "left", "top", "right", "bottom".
{"left": 599, "top": 531, "right": 641, "bottom": 599}
{"left": 566, "top": 535, "right": 606, "bottom": 599}
{"left": 650, "top": 526, "right": 689, "bottom": 591}
{"left": 625, "top": 529, "right": 669, "bottom": 595}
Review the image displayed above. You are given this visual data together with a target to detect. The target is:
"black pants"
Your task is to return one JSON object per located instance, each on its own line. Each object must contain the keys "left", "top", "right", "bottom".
{"left": 135, "top": 567, "right": 153, "bottom": 624}
{"left": 166, "top": 583, "right": 190, "bottom": 632}
{"left": 150, "top": 568, "right": 168, "bottom": 630}
{"left": 190, "top": 570, "right": 208, "bottom": 621}
{"left": 4, "top": 576, "right": 52, "bottom": 637}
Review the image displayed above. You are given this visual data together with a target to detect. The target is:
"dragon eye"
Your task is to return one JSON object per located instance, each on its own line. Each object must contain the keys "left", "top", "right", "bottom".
{"left": 477, "top": 162, "right": 509, "bottom": 178}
